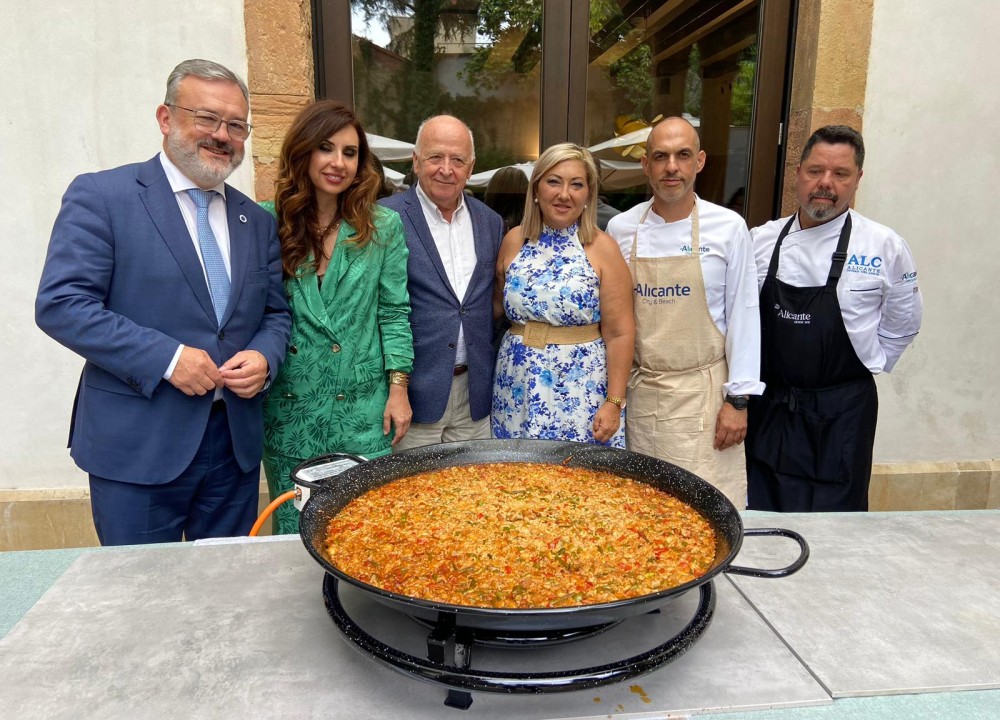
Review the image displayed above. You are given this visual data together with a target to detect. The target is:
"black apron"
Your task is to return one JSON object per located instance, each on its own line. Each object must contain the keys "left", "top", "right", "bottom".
{"left": 746, "top": 213, "right": 878, "bottom": 512}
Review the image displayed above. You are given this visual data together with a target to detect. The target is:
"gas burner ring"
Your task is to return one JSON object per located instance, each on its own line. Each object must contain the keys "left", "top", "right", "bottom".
{"left": 322, "top": 574, "right": 716, "bottom": 709}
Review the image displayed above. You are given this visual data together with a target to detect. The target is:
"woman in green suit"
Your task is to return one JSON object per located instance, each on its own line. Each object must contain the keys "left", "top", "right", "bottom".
{"left": 261, "top": 100, "right": 413, "bottom": 534}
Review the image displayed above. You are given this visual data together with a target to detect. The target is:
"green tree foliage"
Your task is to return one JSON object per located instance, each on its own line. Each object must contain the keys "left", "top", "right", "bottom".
{"left": 729, "top": 44, "right": 758, "bottom": 126}
{"left": 610, "top": 44, "right": 653, "bottom": 118}
{"left": 684, "top": 43, "right": 702, "bottom": 117}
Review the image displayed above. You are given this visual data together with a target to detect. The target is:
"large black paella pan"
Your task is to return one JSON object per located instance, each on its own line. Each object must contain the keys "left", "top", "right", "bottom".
{"left": 298, "top": 439, "right": 808, "bottom": 632}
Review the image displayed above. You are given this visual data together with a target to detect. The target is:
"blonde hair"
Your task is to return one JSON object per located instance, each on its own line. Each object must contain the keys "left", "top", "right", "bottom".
{"left": 521, "top": 143, "right": 600, "bottom": 245}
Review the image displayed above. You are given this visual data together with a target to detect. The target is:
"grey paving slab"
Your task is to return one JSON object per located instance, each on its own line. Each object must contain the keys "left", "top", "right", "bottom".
{"left": 0, "top": 538, "right": 829, "bottom": 720}
{"left": 731, "top": 510, "right": 1000, "bottom": 699}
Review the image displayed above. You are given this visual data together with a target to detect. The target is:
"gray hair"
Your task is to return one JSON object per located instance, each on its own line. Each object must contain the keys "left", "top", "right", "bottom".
{"left": 164, "top": 59, "right": 249, "bottom": 105}
{"left": 414, "top": 115, "right": 476, "bottom": 161}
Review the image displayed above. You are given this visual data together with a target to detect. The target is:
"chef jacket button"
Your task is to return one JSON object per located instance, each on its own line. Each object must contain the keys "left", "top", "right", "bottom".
{"left": 331, "top": 343, "right": 341, "bottom": 353}
{"left": 335, "top": 392, "right": 346, "bottom": 401}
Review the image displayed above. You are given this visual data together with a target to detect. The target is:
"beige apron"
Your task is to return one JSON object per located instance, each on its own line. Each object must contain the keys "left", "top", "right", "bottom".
{"left": 626, "top": 201, "right": 747, "bottom": 507}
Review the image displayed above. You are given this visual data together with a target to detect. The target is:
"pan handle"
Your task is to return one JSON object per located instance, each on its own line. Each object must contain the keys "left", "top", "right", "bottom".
{"left": 724, "top": 527, "right": 810, "bottom": 578}
{"left": 290, "top": 453, "right": 369, "bottom": 490}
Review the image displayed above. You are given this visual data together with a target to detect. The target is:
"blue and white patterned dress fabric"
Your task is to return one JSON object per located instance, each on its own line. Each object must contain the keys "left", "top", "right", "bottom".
{"left": 492, "top": 223, "right": 625, "bottom": 447}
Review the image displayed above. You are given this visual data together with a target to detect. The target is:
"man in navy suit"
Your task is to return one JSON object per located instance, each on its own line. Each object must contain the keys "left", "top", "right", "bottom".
{"left": 36, "top": 59, "right": 291, "bottom": 545}
{"left": 380, "top": 115, "right": 504, "bottom": 449}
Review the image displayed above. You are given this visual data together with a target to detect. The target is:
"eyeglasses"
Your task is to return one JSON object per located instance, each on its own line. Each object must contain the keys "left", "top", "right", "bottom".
{"left": 168, "top": 105, "right": 253, "bottom": 140}
{"left": 420, "top": 154, "right": 469, "bottom": 170}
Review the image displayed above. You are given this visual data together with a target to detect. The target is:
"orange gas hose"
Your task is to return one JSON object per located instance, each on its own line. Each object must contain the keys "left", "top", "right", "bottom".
{"left": 249, "top": 489, "right": 298, "bottom": 536}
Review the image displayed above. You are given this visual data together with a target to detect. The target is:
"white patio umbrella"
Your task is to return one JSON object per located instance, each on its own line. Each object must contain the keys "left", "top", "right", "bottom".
{"left": 596, "top": 159, "right": 646, "bottom": 190}
{"left": 383, "top": 167, "right": 407, "bottom": 190}
{"left": 366, "top": 133, "right": 415, "bottom": 162}
{"left": 466, "top": 159, "right": 645, "bottom": 192}
{"left": 588, "top": 126, "right": 652, "bottom": 157}
{"left": 588, "top": 113, "right": 701, "bottom": 159}
{"left": 465, "top": 162, "right": 534, "bottom": 190}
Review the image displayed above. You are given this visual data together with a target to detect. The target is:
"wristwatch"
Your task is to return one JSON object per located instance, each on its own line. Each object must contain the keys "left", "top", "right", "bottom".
{"left": 724, "top": 394, "right": 749, "bottom": 411}
{"left": 605, "top": 395, "right": 626, "bottom": 409}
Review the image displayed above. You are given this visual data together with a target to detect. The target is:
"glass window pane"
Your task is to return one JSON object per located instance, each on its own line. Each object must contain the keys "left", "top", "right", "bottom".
{"left": 351, "top": 1, "right": 542, "bottom": 189}
{"left": 585, "top": 0, "right": 761, "bottom": 217}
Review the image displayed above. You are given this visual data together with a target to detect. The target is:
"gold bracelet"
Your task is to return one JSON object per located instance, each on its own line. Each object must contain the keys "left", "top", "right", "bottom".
{"left": 388, "top": 370, "right": 410, "bottom": 387}
{"left": 605, "top": 395, "right": 626, "bottom": 409}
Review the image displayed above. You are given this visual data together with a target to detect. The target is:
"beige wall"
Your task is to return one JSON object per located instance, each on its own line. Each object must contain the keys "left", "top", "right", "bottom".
{"left": 3, "top": 0, "right": 253, "bottom": 493}
{"left": 861, "top": 0, "right": 1000, "bottom": 464}
{"left": 785, "top": 0, "right": 1000, "bottom": 470}
{"left": 2, "top": 0, "right": 314, "bottom": 495}
{"left": 4, "top": 0, "right": 998, "bottom": 542}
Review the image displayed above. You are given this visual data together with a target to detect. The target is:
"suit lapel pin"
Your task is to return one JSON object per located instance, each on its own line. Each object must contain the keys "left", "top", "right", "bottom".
{"left": 239, "top": 214, "right": 248, "bottom": 223}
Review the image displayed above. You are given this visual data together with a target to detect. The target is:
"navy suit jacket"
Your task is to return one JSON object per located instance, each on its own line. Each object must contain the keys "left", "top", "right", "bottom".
{"left": 36, "top": 156, "right": 291, "bottom": 484}
{"left": 379, "top": 188, "right": 503, "bottom": 424}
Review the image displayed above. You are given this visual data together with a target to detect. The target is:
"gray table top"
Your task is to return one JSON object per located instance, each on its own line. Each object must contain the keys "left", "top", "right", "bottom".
{"left": 733, "top": 511, "right": 1000, "bottom": 698}
{"left": 1, "top": 511, "right": 999, "bottom": 720}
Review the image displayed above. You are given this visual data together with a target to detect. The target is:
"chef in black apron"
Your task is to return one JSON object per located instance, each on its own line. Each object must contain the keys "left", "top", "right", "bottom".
{"left": 745, "top": 125, "right": 921, "bottom": 513}
{"left": 746, "top": 213, "right": 877, "bottom": 511}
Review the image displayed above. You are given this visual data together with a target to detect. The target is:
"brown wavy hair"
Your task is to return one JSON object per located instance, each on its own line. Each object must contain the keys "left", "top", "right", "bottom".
{"left": 273, "top": 100, "right": 382, "bottom": 278}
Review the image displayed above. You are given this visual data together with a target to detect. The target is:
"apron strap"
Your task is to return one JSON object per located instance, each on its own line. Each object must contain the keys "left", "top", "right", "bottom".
{"left": 630, "top": 199, "right": 699, "bottom": 260}
{"left": 825, "top": 212, "right": 853, "bottom": 287}
{"left": 766, "top": 214, "right": 798, "bottom": 279}
{"left": 766, "top": 211, "right": 854, "bottom": 288}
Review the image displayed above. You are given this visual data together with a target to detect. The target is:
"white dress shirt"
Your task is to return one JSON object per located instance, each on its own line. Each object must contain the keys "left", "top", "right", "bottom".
{"left": 751, "top": 209, "right": 922, "bottom": 373}
{"left": 415, "top": 183, "right": 478, "bottom": 366}
{"left": 158, "top": 152, "right": 230, "bottom": 385}
{"left": 608, "top": 197, "right": 765, "bottom": 397}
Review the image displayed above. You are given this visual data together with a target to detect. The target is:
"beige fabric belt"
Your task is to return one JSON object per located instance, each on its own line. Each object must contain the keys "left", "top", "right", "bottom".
{"left": 510, "top": 321, "right": 601, "bottom": 348}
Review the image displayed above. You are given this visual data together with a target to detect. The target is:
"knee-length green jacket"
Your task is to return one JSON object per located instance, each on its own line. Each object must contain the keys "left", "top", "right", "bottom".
{"left": 261, "top": 203, "right": 414, "bottom": 463}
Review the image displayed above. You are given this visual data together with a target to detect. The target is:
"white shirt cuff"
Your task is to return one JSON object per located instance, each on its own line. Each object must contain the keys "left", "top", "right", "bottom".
{"left": 164, "top": 344, "right": 184, "bottom": 380}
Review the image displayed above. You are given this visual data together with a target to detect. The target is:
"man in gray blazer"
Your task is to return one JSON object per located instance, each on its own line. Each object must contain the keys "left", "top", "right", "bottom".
{"left": 380, "top": 115, "right": 504, "bottom": 449}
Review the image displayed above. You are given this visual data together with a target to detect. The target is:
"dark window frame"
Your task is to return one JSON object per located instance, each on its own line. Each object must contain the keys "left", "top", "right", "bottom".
{"left": 313, "top": 0, "right": 795, "bottom": 223}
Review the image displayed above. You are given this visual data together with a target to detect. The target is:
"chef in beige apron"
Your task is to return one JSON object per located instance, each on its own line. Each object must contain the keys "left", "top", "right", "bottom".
{"left": 607, "top": 117, "right": 763, "bottom": 509}
{"left": 626, "top": 203, "right": 747, "bottom": 506}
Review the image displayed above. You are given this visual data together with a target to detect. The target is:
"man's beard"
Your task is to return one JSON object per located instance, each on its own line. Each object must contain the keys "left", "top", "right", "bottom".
{"left": 656, "top": 174, "right": 693, "bottom": 203}
{"left": 166, "top": 127, "right": 244, "bottom": 187}
{"left": 802, "top": 190, "right": 839, "bottom": 223}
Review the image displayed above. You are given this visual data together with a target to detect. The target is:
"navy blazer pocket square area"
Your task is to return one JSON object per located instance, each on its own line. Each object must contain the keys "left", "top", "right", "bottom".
{"left": 247, "top": 269, "right": 270, "bottom": 284}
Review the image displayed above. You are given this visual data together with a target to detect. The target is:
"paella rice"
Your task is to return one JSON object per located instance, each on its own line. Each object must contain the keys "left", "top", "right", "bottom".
{"left": 324, "top": 462, "right": 717, "bottom": 608}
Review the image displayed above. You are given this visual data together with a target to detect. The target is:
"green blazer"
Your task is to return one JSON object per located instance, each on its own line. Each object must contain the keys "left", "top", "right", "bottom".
{"left": 261, "top": 202, "right": 413, "bottom": 461}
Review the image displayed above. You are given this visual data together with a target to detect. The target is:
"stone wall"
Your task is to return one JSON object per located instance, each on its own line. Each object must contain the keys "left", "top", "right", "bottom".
{"left": 244, "top": 0, "right": 316, "bottom": 201}
{"left": 781, "top": 0, "right": 874, "bottom": 214}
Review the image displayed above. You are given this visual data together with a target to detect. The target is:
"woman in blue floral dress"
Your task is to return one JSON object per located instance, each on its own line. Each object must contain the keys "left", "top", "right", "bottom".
{"left": 492, "top": 144, "right": 634, "bottom": 446}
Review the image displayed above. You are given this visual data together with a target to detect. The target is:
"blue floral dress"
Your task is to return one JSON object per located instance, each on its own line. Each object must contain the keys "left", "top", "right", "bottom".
{"left": 492, "top": 223, "right": 625, "bottom": 447}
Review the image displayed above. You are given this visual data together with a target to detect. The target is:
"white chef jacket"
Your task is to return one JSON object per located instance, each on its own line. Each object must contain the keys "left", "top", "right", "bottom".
{"left": 750, "top": 209, "right": 922, "bottom": 373}
{"left": 415, "top": 183, "right": 477, "bottom": 366}
{"left": 607, "top": 197, "right": 765, "bottom": 397}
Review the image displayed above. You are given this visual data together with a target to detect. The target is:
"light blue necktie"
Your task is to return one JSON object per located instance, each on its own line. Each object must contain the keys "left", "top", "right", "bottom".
{"left": 186, "top": 188, "right": 230, "bottom": 325}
